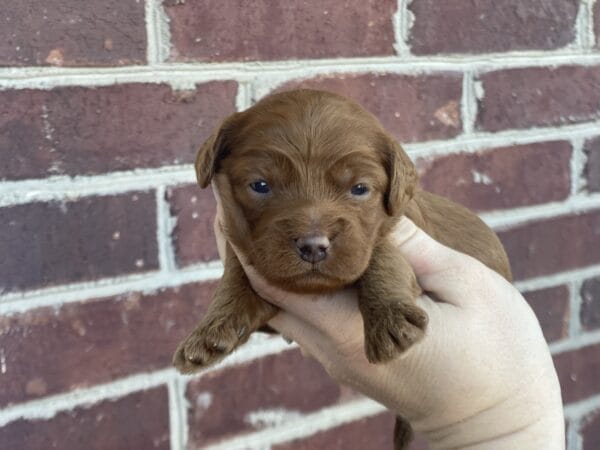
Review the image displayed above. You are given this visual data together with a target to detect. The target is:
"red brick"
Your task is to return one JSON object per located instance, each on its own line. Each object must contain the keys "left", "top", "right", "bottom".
{"left": 418, "top": 141, "right": 572, "bottom": 212}
{"left": 582, "top": 408, "right": 600, "bottom": 450}
{"left": 273, "top": 413, "right": 429, "bottom": 450}
{"left": 523, "top": 286, "right": 570, "bottom": 343}
{"left": 0, "top": 387, "right": 169, "bottom": 450}
{"left": 582, "top": 276, "right": 600, "bottom": 331}
{"left": 0, "top": 193, "right": 158, "bottom": 293}
{"left": 0, "top": 0, "right": 146, "bottom": 66}
{"left": 498, "top": 210, "right": 600, "bottom": 281}
{"left": 0, "top": 282, "right": 215, "bottom": 406}
{"left": 167, "top": 184, "right": 219, "bottom": 267}
{"left": 476, "top": 66, "right": 600, "bottom": 132}
{"left": 585, "top": 137, "right": 600, "bottom": 192}
{"left": 408, "top": 0, "right": 578, "bottom": 55}
{"left": 165, "top": 0, "right": 396, "bottom": 62}
{"left": 0, "top": 82, "right": 237, "bottom": 180}
{"left": 186, "top": 349, "right": 352, "bottom": 445}
{"left": 273, "top": 413, "right": 395, "bottom": 450}
{"left": 554, "top": 343, "right": 600, "bottom": 404}
{"left": 275, "top": 73, "right": 463, "bottom": 143}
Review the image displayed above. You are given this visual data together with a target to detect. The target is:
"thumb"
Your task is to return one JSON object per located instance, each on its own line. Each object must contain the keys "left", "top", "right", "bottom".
{"left": 391, "top": 217, "right": 490, "bottom": 307}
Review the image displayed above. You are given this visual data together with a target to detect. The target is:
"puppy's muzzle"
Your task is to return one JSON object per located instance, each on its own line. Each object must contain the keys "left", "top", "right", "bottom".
{"left": 294, "top": 235, "right": 330, "bottom": 263}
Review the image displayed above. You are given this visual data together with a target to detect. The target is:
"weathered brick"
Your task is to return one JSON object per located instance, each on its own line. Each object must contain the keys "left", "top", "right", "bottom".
{"left": 0, "top": 82, "right": 237, "bottom": 180}
{"left": 498, "top": 210, "right": 600, "bottom": 281}
{"left": 273, "top": 413, "right": 429, "bottom": 450}
{"left": 523, "top": 286, "right": 569, "bottom": 343}
{"left": 167, "top": 184, "right": 219, "bottom": 267}
{"left": 418, "top": 141, "right": 571, "bottom": 212}
{"left": 273, "top": 413, "right": 395, "bottom": 450}
{"left": 186, "top": 349, "right": 353, "bottom": 446}
{"left": 554, "top": 343, "right": 600, "bottom": 404}
{"left": 274, "top": 73, "right": 463, "bottom": 143}
{"left": 476, "top": 66, "right": 600, "bottom": 132}
{"left": 582, "top": 408, "right": 600, "bottom": 450}
{"left": 0, "top": 282, "right": 215, "bottom": 406}
{"left": 165, "top": 0, "right": 396, "bottom": 62}
{"left": 0, "top": 387, "right": 169, "bottom": 450}
{"left": 0, "top": 0, "right": 146, "bottom": 66}
{"left": 408, "top": 0, "right": 578, "bottom": 55}
{"left": 0, "top": 192, "right": 158, "bottom": 293}
{"left": 584, "top": 137, "right": 600, "bottom": 192}
{"left": 581, "top": 276, "right": 600, "bottom": 331}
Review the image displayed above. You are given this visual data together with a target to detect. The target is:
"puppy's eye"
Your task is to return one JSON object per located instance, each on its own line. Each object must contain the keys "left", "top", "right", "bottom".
{"left": 350, "top": 183, "right": 369, "bottom": 196}
{"left": 249, "top": 180, "right": 271, "bottom": 194}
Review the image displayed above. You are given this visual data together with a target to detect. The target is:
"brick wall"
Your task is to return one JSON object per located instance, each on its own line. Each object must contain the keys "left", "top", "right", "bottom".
{"left": 1, "top": 1, "right": 599, "bottom": 449}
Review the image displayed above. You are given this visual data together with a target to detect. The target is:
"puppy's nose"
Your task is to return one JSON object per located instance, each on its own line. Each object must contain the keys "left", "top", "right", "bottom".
{"left": 295, "top": 235, "right": 330, "bottom": 263}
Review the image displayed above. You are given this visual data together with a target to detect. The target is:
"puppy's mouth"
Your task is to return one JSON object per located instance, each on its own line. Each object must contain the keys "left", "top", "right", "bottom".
{"left": 273, "top": 263, "right": 352, "bottom": 293}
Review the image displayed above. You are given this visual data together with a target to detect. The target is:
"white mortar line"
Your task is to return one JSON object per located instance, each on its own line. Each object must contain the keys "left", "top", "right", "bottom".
{"left": 579, "top": 0, "right": 598, "bottom": 50}
{"left": 167, "top": 377, "right": 185, "bottom": 450}
{"left": 564, "top": 392, "right": 600, "bottom": 422}
{"left": 569, "top": 280, "right": 584, "bottom": 338}
{"left": 567, "top": 419, "right": 583, "bottom": 450}
{"left": 145, "top": 0, "right": 160, "bottom": 64}
{"left": 575, "top": 0, "right": 591, "bottom": 49}
{"left": 156, "top": 186, "right": 178, "bottom": 274}
{"left": 0, "top": 262, "right": 224, "bottom": 315}
{"left": 406, "top": 120, "right": 600, "bottom": 161}
{"left": 549, "top": 328, "right": 600, "bottom": 355}
{"left": 565, "top": 395, "right": 600, "bottom": 450}
{"left": 0, "top": 335, "right": 294, "bottom": 429}
{"left": 481, "top": 194, "right": 600, "bottom": 230}
{"left": 0, "top": 165, "right": 196, "bottom": 208}
{"left": 570, "top": 138, "right": 586, "bottom": 195}
{"left": 1, "top": 122, "right": 599, "bottom": 209}
{"left": 0, "top": 369, "right": 173, "bottom": 427}
{"left": 157, "top": 0, "right": 172, "bottom": 63}
{"left": 203, "top": 397, "right": 387, "bottom": 450}
{"left": 392, "top": 0, "right": 412, "bottom": 57}
{"left": 3, "top": 52, "right": 600, "bottom": 90}
{"left": 168, "top": 374, "right": 187, "bottom": 450}
{"left": 175, "top": 376, "right": 190, "bottom": 450}
{"left": 460, "top": 71, "right": 476, "bottom": 134}
{"left": 590, "top": 0, "right": 599, "bottom": 48}
{"left": 235, "top": 81, "right": 252, "bottom": 111}
{"left": 514, "top": 264, "right": 600, "bottom": 294}
{"left": 564, "top": 393, "right": 600, "bottom": 450}
{"left": 145, "top": 0, "right": 171, "bottom": 64}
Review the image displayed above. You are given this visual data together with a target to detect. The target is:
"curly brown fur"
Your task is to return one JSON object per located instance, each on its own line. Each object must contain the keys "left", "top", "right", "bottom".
{"left": 173, "top": 89, "right": 512, "bottom": 449}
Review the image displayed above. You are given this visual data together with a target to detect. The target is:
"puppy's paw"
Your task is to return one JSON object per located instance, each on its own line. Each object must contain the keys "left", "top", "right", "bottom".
{"left": 173, "top": 320, "right": 248, "bottom": 374}
{"left": 364, "top": 302, "right": 428, "bottom": 364}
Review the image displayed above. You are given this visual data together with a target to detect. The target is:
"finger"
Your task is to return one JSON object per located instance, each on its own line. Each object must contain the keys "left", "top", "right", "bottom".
{"left": 268, "top": 312, "right": 328, "bottom": 360}
{"left": 244, "top": 264, "right": 360, "bottom": 329}
{"left": 391, "top": 217, "right": 491, "bottom": 307}
{"left": 210, "top": 181, "right": 228, "bottom": 263}
{"left": 211, "top": 180, "right": 223, "bottom": 210}
{"left": 213, "top": 215, "right": 228, "bottom": 263}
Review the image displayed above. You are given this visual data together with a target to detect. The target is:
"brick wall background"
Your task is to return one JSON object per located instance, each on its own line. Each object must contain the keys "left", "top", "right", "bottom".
{"left": 1, "top": 1, "right": 599, "bottom": 449}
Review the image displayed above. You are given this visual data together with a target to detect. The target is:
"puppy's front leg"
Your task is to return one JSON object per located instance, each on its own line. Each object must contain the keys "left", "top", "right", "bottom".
{"left": 357, "top": 239, "right": 428, "bottom": 364}
{"left": 173, "top": 244, "right": 278, "bottom": 374}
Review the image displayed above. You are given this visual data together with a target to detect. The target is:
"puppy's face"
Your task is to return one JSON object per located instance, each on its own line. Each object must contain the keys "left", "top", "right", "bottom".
{"left": 197, "top": 90, "right": 416, "bottom": 293}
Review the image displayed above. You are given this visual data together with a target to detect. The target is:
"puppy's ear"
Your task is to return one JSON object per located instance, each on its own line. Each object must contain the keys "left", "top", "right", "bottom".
{"left": 382, "top": 133, "right": 417, "bottom": 217}
{"left": 195, "top": 114, "right": 238, "bottom": 188}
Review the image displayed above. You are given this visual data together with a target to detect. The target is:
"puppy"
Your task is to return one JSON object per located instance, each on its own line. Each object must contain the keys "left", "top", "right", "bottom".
{"left": 173, "top": 89, "right": 512, "bottom": 449}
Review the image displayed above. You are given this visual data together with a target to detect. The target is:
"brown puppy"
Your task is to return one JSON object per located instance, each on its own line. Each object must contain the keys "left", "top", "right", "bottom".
{"left": 173, "top": 89, "right": 512, "bottom": 449}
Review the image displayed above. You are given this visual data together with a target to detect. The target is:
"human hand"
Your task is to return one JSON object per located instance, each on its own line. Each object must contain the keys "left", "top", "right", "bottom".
{"left": 212, "top": 192, "right": 564, "bottom": 449}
